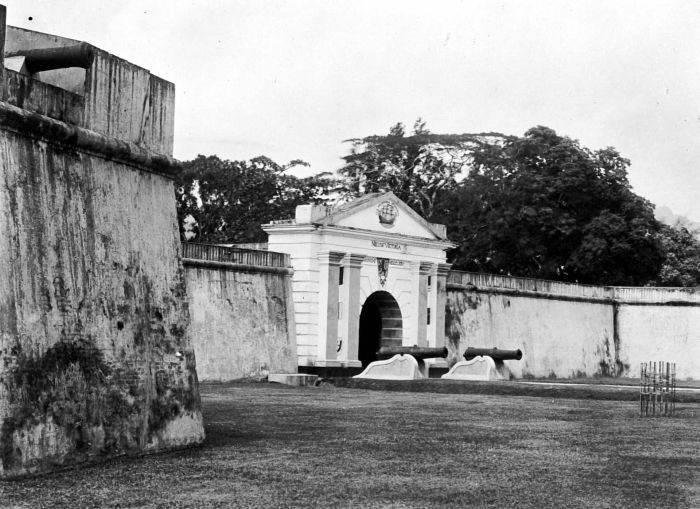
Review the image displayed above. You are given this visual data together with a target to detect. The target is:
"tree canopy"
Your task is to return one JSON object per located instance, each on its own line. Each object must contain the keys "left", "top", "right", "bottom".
{"left": 338, "top": 122, "right": 673, "bottom": 285}
{"left": 175, "top": 155, "right": 333, "bottom": 244}
{"left": 437, "top": 126, "right": 665, "bottom": 285}
{"left": 175, "top": 122, "right": 698, "bottom": 287}
{"left": 652, "top": 225, "right": 700, "bottom": 286}
{"left": 337, "top": 120, "right": 501, "bottom": 219}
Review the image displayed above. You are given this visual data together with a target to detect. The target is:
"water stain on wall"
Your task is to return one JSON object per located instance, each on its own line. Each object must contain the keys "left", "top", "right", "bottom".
{"left": 446, "top": 279, "right": 695, "bottom": 379}
{"left": 185, "top": 265, "right": 296, "bottom": 381}
{"left": 0, "top": 134, "right": 203, "bottom": 477}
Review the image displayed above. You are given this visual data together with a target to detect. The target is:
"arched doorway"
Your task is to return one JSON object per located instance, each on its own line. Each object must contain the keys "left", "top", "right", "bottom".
{"left": 358, "top": 291, "right": 403, "bottom": 367}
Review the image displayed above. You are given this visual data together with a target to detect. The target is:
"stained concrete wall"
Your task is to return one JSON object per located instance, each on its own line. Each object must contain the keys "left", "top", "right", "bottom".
{"left": 84, "top": 48, "right": 175, "bottom": 155}
{"left": 446, "top": 272, "right": 700, "bottom": 380}
{"left": 0, "top": 21, "right": 203, "bottom": 478}
{"left": 614, "top": 288, "right": 700, "bottom": 381}
{"left": 183, "top": 249, "right": 297, "bottom": 381}
{"left": 4, "top": 70, "right": 84, "bottom": 125}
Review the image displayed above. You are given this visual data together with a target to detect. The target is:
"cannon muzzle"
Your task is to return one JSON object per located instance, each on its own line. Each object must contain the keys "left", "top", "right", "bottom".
{"left": 464, "top": 347, "right": 522, "bottom": 361}
{"left": 377, "top": 346, "right": 448, "bottom": 360}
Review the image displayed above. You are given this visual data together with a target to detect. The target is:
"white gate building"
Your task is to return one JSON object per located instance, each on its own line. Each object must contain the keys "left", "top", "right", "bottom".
{"left": 263, "top": 192, "right": 455, "bottom": 369}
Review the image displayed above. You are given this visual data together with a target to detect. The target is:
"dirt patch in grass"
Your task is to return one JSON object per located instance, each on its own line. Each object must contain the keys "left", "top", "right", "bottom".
{"left": 1, "top": 382, "right": 698, "bottom": 508}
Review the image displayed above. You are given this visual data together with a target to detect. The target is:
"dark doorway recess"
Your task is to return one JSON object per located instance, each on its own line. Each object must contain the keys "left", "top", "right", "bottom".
{"left": 358, "top": 291, "right": 402, "bottom": 367}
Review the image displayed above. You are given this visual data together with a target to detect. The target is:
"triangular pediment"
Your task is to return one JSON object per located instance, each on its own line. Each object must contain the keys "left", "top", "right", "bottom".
{"left": 319, "top": 192, "right": 446, "bottom": 240}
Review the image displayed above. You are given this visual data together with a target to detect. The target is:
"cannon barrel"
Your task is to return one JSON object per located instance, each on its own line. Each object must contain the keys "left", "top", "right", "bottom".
{"left": 12, "top": 43, "right": 95, "bottom": 74}
{"left": 464, "top": 347, "right": 522, "bottom": 361}
{"left": 377, "top": 346, "right": 448, "bottom": 360}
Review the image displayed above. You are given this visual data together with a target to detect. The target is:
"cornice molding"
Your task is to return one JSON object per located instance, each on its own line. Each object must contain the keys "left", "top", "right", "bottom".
{"left": 0, "top": 101, "right": 179, "bottom": 178}
{"left": 263, "top": 223, "right": 456, "bottom": 250}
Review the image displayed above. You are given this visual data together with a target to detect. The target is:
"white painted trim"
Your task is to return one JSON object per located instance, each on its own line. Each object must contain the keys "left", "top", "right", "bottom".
{"left": 264, "top": 224, "right": 456, "bottom": 250}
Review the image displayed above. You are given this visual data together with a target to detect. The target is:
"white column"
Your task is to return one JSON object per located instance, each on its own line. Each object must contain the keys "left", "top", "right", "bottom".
{"left": 316, "top": 251, "right": 344, "bottom": 366}
{"left": 338, "top": 253, "right": 365, "bottom": 367}
{"left": 427, "top": 266, "right": 438, "bottom": 348}
{"left": 408, "top": 261, "right": 432, "bottom": 347}
{"left": 418, "top": 262, "right": 433, "bottom": 347}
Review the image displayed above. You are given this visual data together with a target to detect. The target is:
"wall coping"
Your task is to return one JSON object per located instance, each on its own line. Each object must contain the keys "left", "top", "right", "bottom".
{"left": 182, "top": 257, "right": 294, "bottom": 276}
{"left": 0, "top": 100, "right": 179, "bottom": 177}
{"left": 181, "top": 243, "right": 290, "bottom": 268}
{"left": 448, "top": 270, "right": 700, "bottom": 307}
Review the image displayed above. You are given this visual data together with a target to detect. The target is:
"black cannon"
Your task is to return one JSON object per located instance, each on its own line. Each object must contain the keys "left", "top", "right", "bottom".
{"left": 464, "top": 347, "right": 522, "bottom": 361}
{"left": 12, "top": 42, "right": 95, "bottom": 74}
{"left": 377, "top": 346, "right": 448, "bottom": 360}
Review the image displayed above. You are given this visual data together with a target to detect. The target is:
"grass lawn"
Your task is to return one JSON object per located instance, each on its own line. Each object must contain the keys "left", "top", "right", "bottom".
{"left": 1, "top": 382, "right": 698, "bottom": 508}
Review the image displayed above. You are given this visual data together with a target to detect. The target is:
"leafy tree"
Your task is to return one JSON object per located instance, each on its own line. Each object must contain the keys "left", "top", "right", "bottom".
{"left": 176, "top": 128, "right": 696, "bottom": 288}
{"left": 338, "top": 119, "right": 498, "bottom": 219}
{"left": 413, "top": 117, "right": 430, "bottom": 135}
{"left": 440, "top": 126, "right": 664, "bottom": 285}
{"left": 175, "top": 155, "right": 333, "bottom": 244}
{"left": 652, "top": 225, "right": 700, "bottom": 286}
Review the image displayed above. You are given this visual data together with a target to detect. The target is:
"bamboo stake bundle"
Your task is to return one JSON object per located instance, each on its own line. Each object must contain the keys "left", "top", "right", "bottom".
{"left": 639, "top": 361, "right": 676, "bottom": 417}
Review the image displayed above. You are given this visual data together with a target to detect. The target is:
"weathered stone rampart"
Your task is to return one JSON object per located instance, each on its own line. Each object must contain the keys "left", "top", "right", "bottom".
{"left": 4, "top": 25, "right": 174, "bottom": 154}
{"left": 446, "top": 271, "right": 700, "bottom": 380}
{"left": 183, "top": 244, "right": 297, "bottom": 381}
{"left": 0, "top": 14, "right": 203, "bottom": 478}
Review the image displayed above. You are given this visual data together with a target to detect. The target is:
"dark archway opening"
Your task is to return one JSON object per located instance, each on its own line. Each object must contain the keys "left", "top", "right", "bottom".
{"left": 358, "top": 291, "right": 402, "bottom": 367}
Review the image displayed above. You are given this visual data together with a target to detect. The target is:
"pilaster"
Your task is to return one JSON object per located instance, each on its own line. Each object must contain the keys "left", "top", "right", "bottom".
{"left": 338, "top": 253, "right": 365, "bottom": 366}
{"left": 408, "top": 261, "right": 433, "bottom": 347}
{"left": 316, "top": 251, "right": 344, "bottom": 363}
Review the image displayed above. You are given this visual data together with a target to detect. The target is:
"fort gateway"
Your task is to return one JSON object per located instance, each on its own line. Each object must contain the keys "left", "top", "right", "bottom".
{"left": 263, "top": 192, "right": 455, "bottom": 371}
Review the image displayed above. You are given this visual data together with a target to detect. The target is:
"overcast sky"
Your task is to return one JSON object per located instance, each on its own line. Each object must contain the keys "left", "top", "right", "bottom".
{"left": 5, "top": 0, "right": 700, "bottom": 221}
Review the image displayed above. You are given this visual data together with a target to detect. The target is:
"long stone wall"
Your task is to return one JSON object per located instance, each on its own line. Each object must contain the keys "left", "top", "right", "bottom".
{"left": 446, "top": 271, "right": 700, "bottom": 380}
{"left": 0, "top": 19, "right": 203, "bottom": 478}
{"left": 183, "top": 244, "right": 297, "bottom": 381}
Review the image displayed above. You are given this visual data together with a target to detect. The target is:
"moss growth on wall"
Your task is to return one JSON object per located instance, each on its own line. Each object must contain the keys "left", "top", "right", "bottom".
{"left": 595, "top": 335, "right": 630, "bottom": 377}
{"left": 444, "top": 292, "right": 479, "bottom": 366}
{"left": 0, "top": 333, "right": 200, "bottom": 473}
{"left": 0, "top": 83, "right": 203, "bottom": 476}
{"left": 148, "top": 358, "right": 199, "bottom": 435}
{"left": 0, "top": 339, "right": 139, "bottom": 470}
